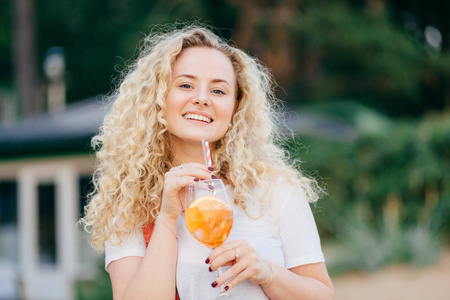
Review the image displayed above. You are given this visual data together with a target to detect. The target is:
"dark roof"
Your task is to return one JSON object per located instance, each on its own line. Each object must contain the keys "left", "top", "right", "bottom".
{"left": 0, "top": 98, "right": 108, "bottom": 160}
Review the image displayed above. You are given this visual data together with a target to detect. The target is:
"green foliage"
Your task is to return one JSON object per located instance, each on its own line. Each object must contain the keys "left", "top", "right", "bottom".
{"left": 0, "top": 0, "right": 13, "bottom": 85}
{"left": 290, "top": 108, "right": 450, "bottom": 273}
{"left": 1, "top": 0, "right": 237, "bottom": 105}
{"left": 289, "top": 1, "right": 447, "bottom": 116}
{"left": 324, "top": 201, "right": 443, "bottom": 275}
{"left": 75, "top": 269, "right": 112, "bottom": 300}
{"left": 2, "top": 0, "right": 449, "bottom": 118}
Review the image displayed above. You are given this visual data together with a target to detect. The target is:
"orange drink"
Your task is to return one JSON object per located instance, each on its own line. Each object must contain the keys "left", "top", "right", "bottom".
{"left": 184, "top": 179, "right": 241, "bottom": 298}
{"left": 185, "top": 195, "right": 234, "bottom": 248}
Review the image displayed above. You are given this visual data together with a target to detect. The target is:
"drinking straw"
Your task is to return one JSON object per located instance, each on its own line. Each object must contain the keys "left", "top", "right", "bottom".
{"left": 202, "top": 139, "right": 212, "bottom": 168}
{"left": 202, "top": 139, "right": 215, "bottom": 192}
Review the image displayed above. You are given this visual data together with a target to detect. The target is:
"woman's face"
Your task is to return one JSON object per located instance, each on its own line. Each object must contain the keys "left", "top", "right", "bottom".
{"left": 164, "top": 46, "right": 237, "bottom": 147}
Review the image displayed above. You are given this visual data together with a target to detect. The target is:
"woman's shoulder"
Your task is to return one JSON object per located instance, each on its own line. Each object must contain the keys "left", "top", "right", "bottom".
{"left": 266, "top": 177, "right": 308, "bottom": 213}
{"left": 269, "top": 174, "right": 306, "bottom": 197}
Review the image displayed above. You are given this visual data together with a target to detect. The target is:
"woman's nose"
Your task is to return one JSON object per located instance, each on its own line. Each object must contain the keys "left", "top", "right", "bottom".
{"left": 192, "top": 88, "right": 211, "bottom": 106}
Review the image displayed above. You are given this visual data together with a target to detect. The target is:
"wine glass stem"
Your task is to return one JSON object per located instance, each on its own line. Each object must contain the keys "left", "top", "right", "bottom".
{"left": 216, "top": 267, "right": 229, "bottom": 298}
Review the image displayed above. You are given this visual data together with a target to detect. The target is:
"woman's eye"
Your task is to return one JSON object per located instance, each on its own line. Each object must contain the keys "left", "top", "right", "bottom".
{"left": 180, "top": 83, "right": 192, "bottom": 89}
{"left": 212, "top": 89, "right": 225, "bottom": 95}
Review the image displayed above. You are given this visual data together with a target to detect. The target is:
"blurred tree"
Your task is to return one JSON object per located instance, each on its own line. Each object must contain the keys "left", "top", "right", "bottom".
{"left": 230, "top": 0, "right": 299, "bottom": 86}
{"left": 364, "top": 0, "right": 450, "bottom": 110}
{"left": 33, "top": 0, "right": 237, "bottom": 105}
{"left": 292, "top": 1, "right": 429, "bottom": 115}
{"left": 0, "top": 2, "right": 13, "bottom": 88}
{"left": 226, "top": 0, "right": 450, "bottom": 116}
{"left": 389, "top": 0, "right": 450, "bottom": 109}
{"left": 1, "top": 0, "right": 449, "bottom": 118}
{"left": 389, "top": 0, "right": 449, "bottom": 50}
{"left": 14, "top": 0, "right": 41, "bottom": 116}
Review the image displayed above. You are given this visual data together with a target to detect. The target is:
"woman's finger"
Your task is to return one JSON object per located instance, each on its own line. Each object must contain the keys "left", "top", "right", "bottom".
{"left": 213, "top": 259, "right": 248, "bottom": 288}
{"left": 220, "top": 266, "right": 254, "bottom": 291}
{"left": 160, "top": 162, "right": 215, "bottom": 217}
{"left": 208, "top": 240, "right": 245, "bottom": 264}
{"left": 209, "top": 248, "right": 238, "bottom": 271}
{"left": 215, "top": 257, "right": 272, "bottom": 290}
{"left": 208, "top": 239, "right": 274, "bottom": 291}
{"left": 168, "top": 162, "right": 213, "bottom": 174}
{"left": 175, "top": 162, "right": 212, "bottom": 169}
{"left": 167, "top": 163, "right": 213, "bottom": 181}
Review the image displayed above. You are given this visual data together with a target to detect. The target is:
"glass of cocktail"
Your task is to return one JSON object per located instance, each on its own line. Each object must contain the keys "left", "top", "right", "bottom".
{"left": 185, "top": 179, "right": 236, "bottom": 299}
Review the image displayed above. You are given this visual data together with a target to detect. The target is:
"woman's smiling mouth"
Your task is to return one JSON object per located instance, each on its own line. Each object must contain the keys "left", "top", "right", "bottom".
{"left": 183, "top": 113, "right": 213, "bottom": 123}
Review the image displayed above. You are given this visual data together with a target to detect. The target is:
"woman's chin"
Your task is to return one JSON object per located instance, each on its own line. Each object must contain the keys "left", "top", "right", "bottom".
{"left": 170, "top": 135, "right": 213, "bottom": 146}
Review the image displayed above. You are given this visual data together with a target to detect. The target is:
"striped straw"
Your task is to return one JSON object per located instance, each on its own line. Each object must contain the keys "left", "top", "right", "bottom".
{"left": 202, "top": 139, "right": 212, "bottom": 168}
{"left": 202, "top": 139, "right": 215, "bottom": 194}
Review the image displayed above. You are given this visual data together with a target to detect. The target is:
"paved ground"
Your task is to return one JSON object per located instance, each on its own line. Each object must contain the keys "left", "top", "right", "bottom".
{"left": 332, "top": 250, "right": 450, "bottom": 300}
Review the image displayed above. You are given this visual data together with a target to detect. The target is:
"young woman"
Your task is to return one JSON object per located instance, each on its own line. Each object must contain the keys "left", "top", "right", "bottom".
{"left": 81, "top": 24, "right": 334, "bottom": 300}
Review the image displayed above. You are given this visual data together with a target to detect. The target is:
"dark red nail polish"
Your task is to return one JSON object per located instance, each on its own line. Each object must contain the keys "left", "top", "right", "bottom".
{"left": 208, "top": 184, "right": 214, "bottom": 190}
{"left": 211, "top": 175, "right": 218, "bottom": 179}
{"left": 209, "top": 266, "right": 212, "bottom": 272}
{"left": 194, "top": 178, "right": 200, "bottom": 181}
{"left": 208, "top": 167, "right": 214, "bottom": 171}
{"left": 211, "top": 281, "right": 218, "bottom": 288}
{"left": 205, "top": 258, "right": 210, "bottom": 264}
{"left": 224, "top": 286, "right": 229, "bottom": 291}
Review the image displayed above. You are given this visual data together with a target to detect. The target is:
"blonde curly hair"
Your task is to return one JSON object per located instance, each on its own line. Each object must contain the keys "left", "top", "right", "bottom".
{"left": 81, "top": 23, "right": 321, "bottom": 251}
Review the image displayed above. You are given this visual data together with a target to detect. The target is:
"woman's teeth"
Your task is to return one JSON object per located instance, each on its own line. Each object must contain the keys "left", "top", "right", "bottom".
{"left": 183, "top": 114, "right": 212, "bottom": 123}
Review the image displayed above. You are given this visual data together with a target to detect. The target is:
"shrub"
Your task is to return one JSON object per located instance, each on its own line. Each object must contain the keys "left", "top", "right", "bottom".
{"left": 289, "top": 109, "right": 450, "bottom": 273}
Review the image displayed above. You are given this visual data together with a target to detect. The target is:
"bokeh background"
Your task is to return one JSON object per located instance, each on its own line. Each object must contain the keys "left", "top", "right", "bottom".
{"left": 0, "top": 0, "right": 449, "bottom": 299}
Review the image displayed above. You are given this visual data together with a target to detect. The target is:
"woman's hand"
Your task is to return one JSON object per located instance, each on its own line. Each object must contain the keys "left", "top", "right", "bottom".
{"left": 159, "top": 163, "right": 213, "bottom": 221}
{"left": 206, "top": 239, "right": 274, "bottom": 291}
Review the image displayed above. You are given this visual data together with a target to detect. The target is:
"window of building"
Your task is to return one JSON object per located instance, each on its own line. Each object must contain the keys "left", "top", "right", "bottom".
{"left": 0, "top": 181, "right": 18, "bottom": 262}
{"left": 38, "top": 183, "right": 57, "bottom": 265}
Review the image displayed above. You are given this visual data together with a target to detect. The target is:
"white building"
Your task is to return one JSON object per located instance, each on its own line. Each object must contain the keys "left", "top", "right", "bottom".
{"left": 0, "top": 98, "right": 106, "bottom": 300}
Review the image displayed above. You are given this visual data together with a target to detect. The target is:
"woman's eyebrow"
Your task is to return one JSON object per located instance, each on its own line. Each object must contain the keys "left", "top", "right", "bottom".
{"left": 175, "top": 74, "right": 231, "bottom": 87}
{"left": 211, "top": 78, "right": 231, "bottom": 87}
{"left": 175, "top": 74, "right": 196, "bottom": 80}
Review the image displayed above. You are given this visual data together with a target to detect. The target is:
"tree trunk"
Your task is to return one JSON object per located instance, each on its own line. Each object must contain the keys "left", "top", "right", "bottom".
{"left": 14, "top": 0, "right": 38, "bottom": 117}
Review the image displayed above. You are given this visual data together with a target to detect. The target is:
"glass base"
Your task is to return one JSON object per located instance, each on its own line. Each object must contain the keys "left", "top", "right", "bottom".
{"left": 215, "top": 289, "right": 243, "bottom": 299}
{"left": 215, "top": 293, "right": 243, "bottom": 299}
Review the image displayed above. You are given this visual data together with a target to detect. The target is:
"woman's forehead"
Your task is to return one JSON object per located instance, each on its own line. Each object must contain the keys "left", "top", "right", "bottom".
{"left": 173, "top": 47, "right": 236, "bottom": 82}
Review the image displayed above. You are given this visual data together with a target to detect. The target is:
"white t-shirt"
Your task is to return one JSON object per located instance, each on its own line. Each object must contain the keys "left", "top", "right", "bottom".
{"left": 105, "top": 183, "right": 324, "bottom": 300}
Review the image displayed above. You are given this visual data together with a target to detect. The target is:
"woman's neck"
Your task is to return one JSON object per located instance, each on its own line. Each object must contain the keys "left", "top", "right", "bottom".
{"left": 170, "top": 138, "right": 209, "bottom": 165}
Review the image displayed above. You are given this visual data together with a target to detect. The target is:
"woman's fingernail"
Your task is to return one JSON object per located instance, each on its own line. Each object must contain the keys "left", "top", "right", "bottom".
{"left": 208, "top": 167, "right": 214, "bottom": 171}
{"left": 205, "top": 258, "right": 210, "bottom": 264}
{"left": 211, "top": 281, "right": 218, "bottom": 288}
{"left": 209, "top": 266, "right": 212, "bottom": 272}
{"left": 194, "top": 178, "right": 200, "bottom": 181}
{"left": 211, "top": 175, "right": 218, "bottom": 179}
{"left": 208, "top": 184, "right": 214, "bottom": 190}
{"left": 224, "top": 286, "right": 229, "bottom": 291}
